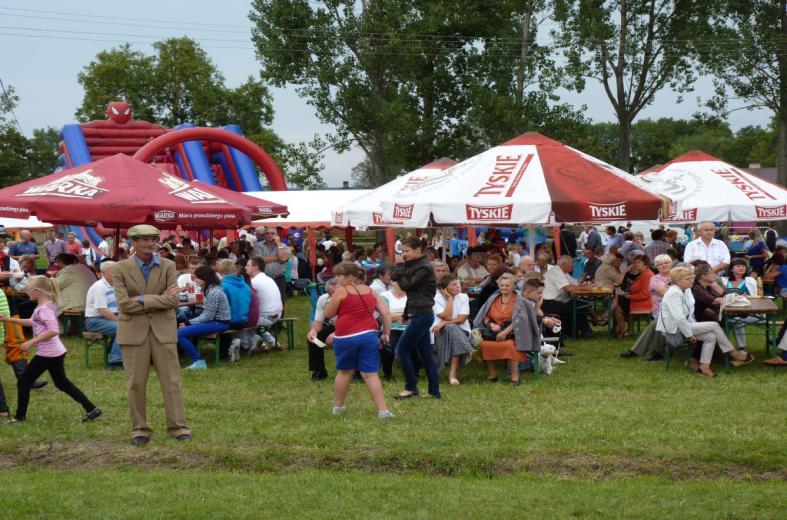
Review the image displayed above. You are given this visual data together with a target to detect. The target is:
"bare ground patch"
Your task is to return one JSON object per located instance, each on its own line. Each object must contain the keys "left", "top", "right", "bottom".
{"left": 1, "top": 441, "right": 785, "bottom": 481}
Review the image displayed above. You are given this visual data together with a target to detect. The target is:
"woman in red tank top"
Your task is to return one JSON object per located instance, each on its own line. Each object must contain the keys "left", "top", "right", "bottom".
{"left": 323, "top": 262, "right": 393, "bottom": 418}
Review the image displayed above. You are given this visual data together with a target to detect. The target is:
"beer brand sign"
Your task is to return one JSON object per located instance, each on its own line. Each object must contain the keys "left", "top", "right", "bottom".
{"left": 588, "top": 202, "right": 627, "bottom": 219}
{"left": 392, "top": 203, "right": 414, "bottom": 220}
{"left": 154, "top": 210, "right": 176, "bottom": 222}
{"left": 755, "top": 205, "right": 786, "bottom": 219}
{"left": 465, "top": 203, "right": 513, "bottom": 221}
{"left": 17, "top": 170, "right": 108, "bottom": 200}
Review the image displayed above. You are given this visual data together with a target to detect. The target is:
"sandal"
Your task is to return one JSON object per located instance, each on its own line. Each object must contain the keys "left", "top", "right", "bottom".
{"left": 394, "top": 391, "right": 418, "bottom": 400}
{"left": 449, "top": 378, "right": 460, "bottom": 386}
{"left": 487, "top": 377, "right": 499, "bottom": 383}
{"left": 731, "top": 353, "right": 756, "bottom": 367}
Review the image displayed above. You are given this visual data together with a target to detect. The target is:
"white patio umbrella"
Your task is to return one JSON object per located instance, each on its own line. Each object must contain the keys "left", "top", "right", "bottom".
{"left": 379, "top": 132, "right": 669, "bottom": 227}
{"left": 638, "top": 151, "right": 787, "bottom": 223}
{"left": 331, "top": 158, "right": 457, "bottom": 228}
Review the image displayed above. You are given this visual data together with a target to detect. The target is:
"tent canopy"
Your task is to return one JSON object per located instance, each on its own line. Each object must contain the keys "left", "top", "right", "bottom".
{"left": 638, "top": 150, "right": 787, "bottom": 223}
{"left": 379, "top": 132, "right": 669, "bottom": 226}
{"left": 247, "top": 189, "right": 371, "bottom": 228}
{"left": 1, "top": 216, "right": 53, "bottom": 230}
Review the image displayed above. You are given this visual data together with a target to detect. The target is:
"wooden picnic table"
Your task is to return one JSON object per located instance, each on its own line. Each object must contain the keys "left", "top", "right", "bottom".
{"left": 722, "top": 297, "right": 779, "bottom": 356}
{"left": 570, "top": 286, "right": 614, "bottom": 340}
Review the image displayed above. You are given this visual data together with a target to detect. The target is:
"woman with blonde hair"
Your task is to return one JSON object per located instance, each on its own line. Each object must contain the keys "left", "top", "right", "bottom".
{"left": 0, "top": 276, "right": 101, "bottom": 423}
{"left": 656, "top": 267, "right": 754, "bottom": 377}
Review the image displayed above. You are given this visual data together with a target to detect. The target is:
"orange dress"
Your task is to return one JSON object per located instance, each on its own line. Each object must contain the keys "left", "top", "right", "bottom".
{"left": 480, "top": 295, "right": 527, "bottom": 362}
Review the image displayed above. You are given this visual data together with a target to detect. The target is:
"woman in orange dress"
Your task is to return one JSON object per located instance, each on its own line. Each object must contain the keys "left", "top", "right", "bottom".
{"left": 477, "top": 275, "right": 526, "bottom": 384}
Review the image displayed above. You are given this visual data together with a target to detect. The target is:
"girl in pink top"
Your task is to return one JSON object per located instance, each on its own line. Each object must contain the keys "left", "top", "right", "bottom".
{"left": 0, "top": 276, "right": 101, "bottom": 423}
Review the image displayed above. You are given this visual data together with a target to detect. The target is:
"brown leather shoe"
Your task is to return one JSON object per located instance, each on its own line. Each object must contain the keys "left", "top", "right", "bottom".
{"left": 688, "top": 358, "right": 700, "bottom": 371}
{"left": 763, "top": 356, "right": 787, "bottom": 366}
{"left": 697, "top": 365, "right": 715, "bottom": 378}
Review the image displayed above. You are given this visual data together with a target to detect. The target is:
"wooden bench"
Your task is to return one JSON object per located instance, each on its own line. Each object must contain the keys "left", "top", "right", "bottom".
{"left": 82, "top": 331, "right": 108, "bottom": 369}
{"left": 270, "top": 317, "right": 297, "bottom": 351}
{"left": 60, "top": 308, "right": 85, "bottom": 336}
{"left": 196, "top": 326, "right": 259, "bottom": 367}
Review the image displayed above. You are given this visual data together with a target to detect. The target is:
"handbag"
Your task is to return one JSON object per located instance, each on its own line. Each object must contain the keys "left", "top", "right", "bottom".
{"left": 470, "top": 328, "right": 483, "bottom": 347}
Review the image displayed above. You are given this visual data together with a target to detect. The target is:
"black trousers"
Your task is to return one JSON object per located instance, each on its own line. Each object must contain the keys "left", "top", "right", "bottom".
{"left": 1, "top": 360, "right": 36, "bottom": 413}
{"left": 542, "top": 299, "right": 590, "bottom": 339}
{"left": 16, "top": 354, "right": 95, "bottom": 421}
{"left": 308, "top": 323, "right": 335, "bottom": 375}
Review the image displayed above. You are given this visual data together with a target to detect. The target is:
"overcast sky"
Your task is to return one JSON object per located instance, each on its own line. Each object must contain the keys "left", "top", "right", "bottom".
{"left": 1, "top": 1, "right": 772, "bottom": 186}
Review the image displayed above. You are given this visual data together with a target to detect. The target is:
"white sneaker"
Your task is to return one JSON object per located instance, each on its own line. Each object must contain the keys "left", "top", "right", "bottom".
{"left": 332, "top": 406, "right": 347, "bottom": 416}
{"left": 228, "top": 339, "right": 241, "bottom": 362}
{"left": 378, "top": 410, "right": 395, "bottom": 419}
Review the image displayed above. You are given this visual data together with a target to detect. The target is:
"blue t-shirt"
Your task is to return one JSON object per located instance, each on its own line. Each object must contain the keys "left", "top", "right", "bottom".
{"left": 9, "top": 241, "right": 38, "bottom": 257}
{"left": 746, "top": 240, "right": 768, "bottom": 270}
{"left": 776, "top": 265, "right": 787, "bottom": 291}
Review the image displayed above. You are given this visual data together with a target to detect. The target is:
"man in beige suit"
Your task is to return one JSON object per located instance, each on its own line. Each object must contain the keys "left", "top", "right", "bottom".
{"left": 112, "top": 225, "right": 191, "bottom": 445}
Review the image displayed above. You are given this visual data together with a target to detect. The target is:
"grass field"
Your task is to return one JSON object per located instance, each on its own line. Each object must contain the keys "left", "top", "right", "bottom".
{"left": 0, "top": 294, "right": 784, "bottom": 518}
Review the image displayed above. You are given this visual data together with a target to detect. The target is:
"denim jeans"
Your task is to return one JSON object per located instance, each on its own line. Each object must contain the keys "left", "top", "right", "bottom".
{"left": 177, "top": 321, "right": 229, "bottom": 361}
{"left": 85, "top": 316, "right": 123, "bottom": 365}
{"left": 396, "top": 312, "right": 440, "bottom": 397}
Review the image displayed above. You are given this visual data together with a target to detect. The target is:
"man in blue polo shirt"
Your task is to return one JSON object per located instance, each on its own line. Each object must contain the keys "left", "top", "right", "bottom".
{"left": 9, "top": 230, "right": 39, "bottom": 261}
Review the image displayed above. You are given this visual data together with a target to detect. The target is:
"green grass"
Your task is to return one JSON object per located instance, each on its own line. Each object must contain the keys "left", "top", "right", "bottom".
{"left": 0, "top": 294, "right": 784, "bottom": 517}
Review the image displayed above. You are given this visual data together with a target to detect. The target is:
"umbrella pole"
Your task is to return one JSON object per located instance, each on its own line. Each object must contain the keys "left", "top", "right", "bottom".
{"left": 113, "top": 224, "right": 120, "bottom": 261}
{"left": 528, "top": 224, "right": 535, "bottom": 258}
{"left": 554, "top": 226, "right": 562, "bottom": 257}
{"left": 308, "top": 228, "right": 317, "bottom": 280}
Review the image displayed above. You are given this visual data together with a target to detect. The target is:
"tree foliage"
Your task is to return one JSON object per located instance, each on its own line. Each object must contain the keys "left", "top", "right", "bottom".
{"left": 250, "top": 0, "right": 587, "bottom": 186}
{"left": 553, "top": 0, "right": 710, "bottom": 172}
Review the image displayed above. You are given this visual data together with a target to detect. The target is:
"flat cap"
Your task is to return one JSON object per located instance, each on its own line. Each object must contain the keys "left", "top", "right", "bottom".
{"left": 127, "top": 224, "right": 160, "bottom": 238}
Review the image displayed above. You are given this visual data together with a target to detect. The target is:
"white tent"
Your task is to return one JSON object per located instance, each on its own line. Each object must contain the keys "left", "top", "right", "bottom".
{"left": 331, "top": 158, "right": 457, "bottom": 228}
{"left": 1, "top": 216, "right": 53, "bottom": 230}
{"left": 246, "top": 189, "right": 371, "bottom": 228}
{"left": 638, "top": 151, "right": 787, "bottom": 223}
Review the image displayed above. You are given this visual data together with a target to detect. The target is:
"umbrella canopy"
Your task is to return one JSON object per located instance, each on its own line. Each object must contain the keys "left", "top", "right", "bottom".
{"left": 331, "top": 158, "right": 457, "bottom": 228}
{"left": 246, "top": 189, "right": 371, "bottom": 229}
{"left": 379, "top": 133, "right": 668, "bottom": 226}
{"left": 638, "top": 151, "right": 787, "bottom": 223}
{"left": 0, "top": 154, "right": 287, "bottom": 229}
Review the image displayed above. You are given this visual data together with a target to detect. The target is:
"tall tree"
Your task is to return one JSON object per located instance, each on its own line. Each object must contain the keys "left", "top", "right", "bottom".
{"left": 553, "top": 0, "right": 708, "bottom": 171}
{"left": 701, "top": 1, "right": 787, "bottom": 229}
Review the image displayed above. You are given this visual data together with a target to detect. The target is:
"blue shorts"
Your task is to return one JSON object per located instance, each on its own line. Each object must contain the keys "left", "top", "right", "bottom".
{"left": 333, "top": 331, "right": 380, "bottom": 373}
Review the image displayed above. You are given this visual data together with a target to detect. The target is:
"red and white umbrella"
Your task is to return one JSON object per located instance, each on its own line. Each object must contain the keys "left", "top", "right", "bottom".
{"left": 331, "top": 158, "right": 457, "bottom": 228}
{"left": 378, "top": 132, "right": 668, "bottom": 226}
{"left": 638, "top": 151, "right": 787, "bottom": 223}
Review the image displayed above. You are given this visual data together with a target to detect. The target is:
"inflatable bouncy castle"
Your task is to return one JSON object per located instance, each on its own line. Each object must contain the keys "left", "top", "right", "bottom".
{"left": 57, "top": 101, "right": 287, "bottom": 246}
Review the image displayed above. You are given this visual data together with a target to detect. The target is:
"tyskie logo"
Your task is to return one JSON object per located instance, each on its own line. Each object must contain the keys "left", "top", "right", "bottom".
{"left": 665, "top": 204, "right": 697, "bottom": 222}
{"left": 333, "top": 212, "right": 344, "bottom": 225}
{"left": 372, "top": 212, "right": 404, "bottom": 226}
{"left": 588, "top": 202, "right": 627, "bottom": 219}
{"left": 465, "top": 203, "right": 513, "bottom": 221}
{"left": 755, "top": 205, "right": 786, "bottom": 219}
{"left": 17, "top": 170, "right": 108, "bottom": 200}
{"left": 392, "top": 203, "right": 414, "bottom": 220}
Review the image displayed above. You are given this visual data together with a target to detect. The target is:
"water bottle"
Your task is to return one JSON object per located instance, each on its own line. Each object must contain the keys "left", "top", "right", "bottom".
{"left": 757, "top": 276, "right": 763, "bottom": 297}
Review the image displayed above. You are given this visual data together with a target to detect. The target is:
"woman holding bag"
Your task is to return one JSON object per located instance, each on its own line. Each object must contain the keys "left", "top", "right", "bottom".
{"left": 656, "top": 267, "right": 754, "bottom": 378}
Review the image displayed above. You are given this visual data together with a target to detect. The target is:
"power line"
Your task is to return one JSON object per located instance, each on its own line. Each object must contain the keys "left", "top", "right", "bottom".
{"left": 0, "top": 76, "right": 23, "bottom": 133}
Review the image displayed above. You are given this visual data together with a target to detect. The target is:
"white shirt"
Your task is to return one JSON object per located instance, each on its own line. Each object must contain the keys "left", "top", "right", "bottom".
{"left": 381, "top": 290, "right": 408, "bottom": 331}
{"left": 370, "top": 278, "right": 389, "bottom": 295}
{"left": 176, "top": 273, "right": 202, "bottom": 294}
{"left": 314, "top": 292, "right": 335, "bottom": 324}
{"left": 457, "top": 263, "right": 489, "bottom": 281}
{"left": 252, "top": 272, "right": 283, "bottom": 318}
{"left": 433, "top": 292, "right": 471, "bottom": 333}
{"left": 98, "top": 240, "right": 111, "bottom": 256}
{"left": 683, "top": 238, "right": 731, "bottom": 269}
{"left": 543, "top": 267, "right": 575, "bottom": 303}
{"left": 85, "top": 278, "right": 118, "bottom": 318}
{"left": 535, "top": 264, "right": 554, "bottom": 274}
{"left": 577, "top": 230, "right": 588, "bottom": 250}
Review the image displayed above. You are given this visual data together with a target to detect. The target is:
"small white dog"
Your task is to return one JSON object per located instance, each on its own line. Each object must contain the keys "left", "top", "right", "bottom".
{"left": 539, "top": 343, "right": 566, "bottom": 375}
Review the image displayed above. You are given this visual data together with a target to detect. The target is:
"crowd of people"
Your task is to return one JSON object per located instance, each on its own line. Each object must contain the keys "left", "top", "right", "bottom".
{"left": 0, "top": 218, "right": 785, "bottom": 427}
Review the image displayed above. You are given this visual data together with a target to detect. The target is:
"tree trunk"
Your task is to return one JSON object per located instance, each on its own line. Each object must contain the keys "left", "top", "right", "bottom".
{"left": 618, "top": 115, "right": 632, "bottom": 172}
{"left": 516, "top": 0, "right": 534, "bottom": 101}
{"left": 778, "top": 0, "right": 787, "bottom": 235}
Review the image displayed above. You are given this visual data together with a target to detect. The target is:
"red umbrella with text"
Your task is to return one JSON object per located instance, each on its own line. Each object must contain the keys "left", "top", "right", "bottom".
{"left": 0, "top": 154, "right": 287, "bottom": 229}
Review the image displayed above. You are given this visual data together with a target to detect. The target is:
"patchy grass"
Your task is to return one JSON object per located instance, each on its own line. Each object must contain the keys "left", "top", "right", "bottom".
{"left": 0, "top": 294, "right": 784, "bottom": 516}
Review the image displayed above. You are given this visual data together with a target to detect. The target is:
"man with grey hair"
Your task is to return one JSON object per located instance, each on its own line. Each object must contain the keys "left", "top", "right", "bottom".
{"left": 456, "top": 252, "right": 489, "bottom": 284}
{"left": 85, "top": 260, "right": 124, "bottom": 369}
{"left": 519, "top": 255, "right": 536, "bottom": 273}
{"left": 252, "top": 227, "right": 290, "bottom": 303}
{"left": 9, "top": 229, "right": 38, "bottom": 261}
{"left": 542, "top": 255, "right": 591, "bottom": 339}
{"left": 431, "top": 260, "right": 450, "bottom": 281}
{"left": 683, "top": 221, "right": 730, "bottom": 274}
